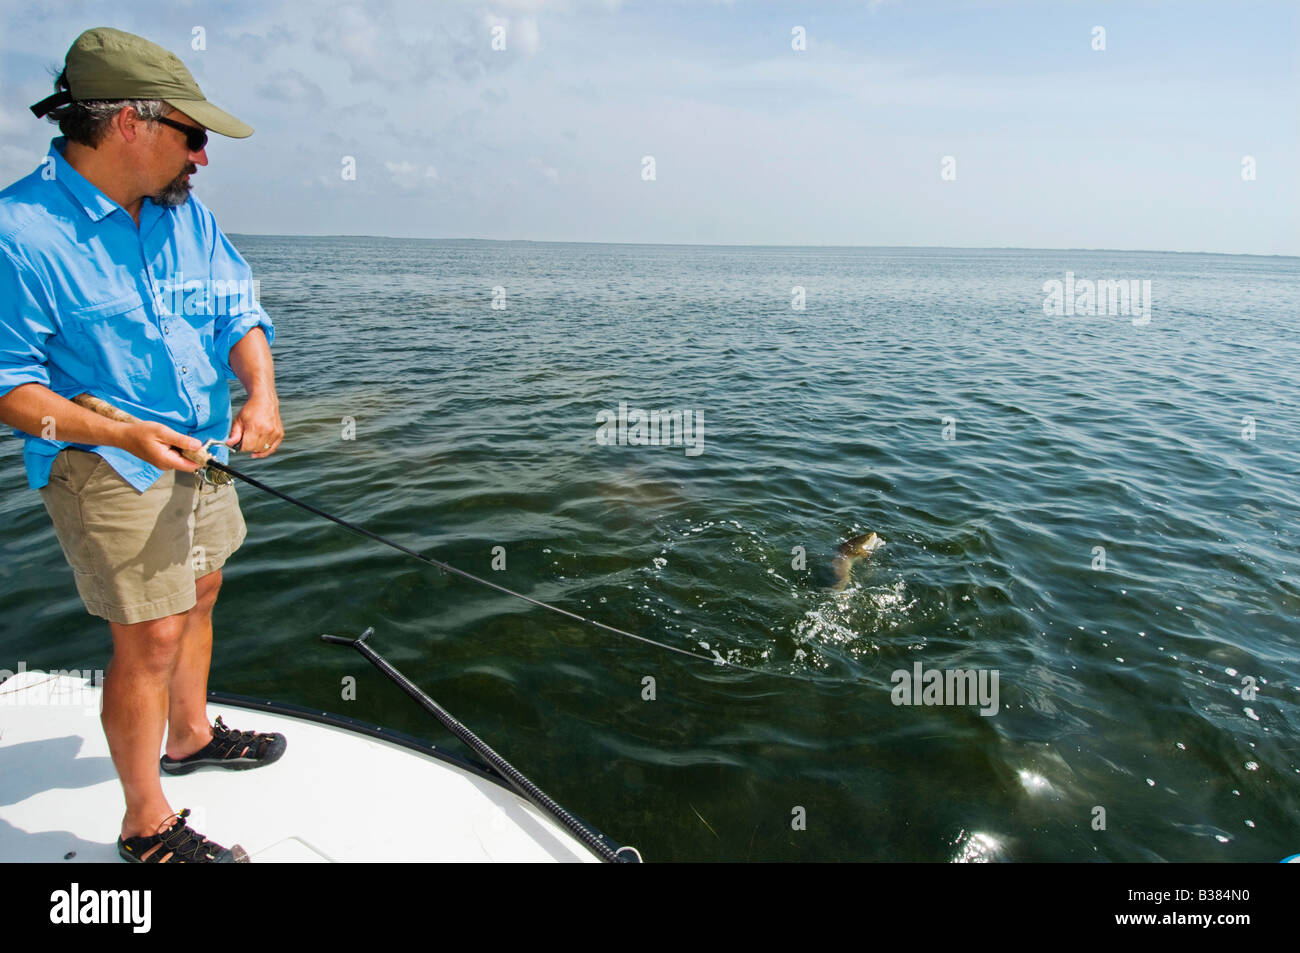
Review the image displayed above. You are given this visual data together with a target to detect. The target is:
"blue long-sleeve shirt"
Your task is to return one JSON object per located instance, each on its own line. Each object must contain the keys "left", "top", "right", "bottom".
{"left": 0, "top": 137, "right": 273, "bottom": 491}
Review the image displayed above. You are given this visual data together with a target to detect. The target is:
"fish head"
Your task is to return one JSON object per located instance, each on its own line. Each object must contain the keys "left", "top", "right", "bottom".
{"left": 839, "top": 532, "right": 884, "bottom": 557}
{"left": 858, "top": 532, "right": 883, "bottom": 555}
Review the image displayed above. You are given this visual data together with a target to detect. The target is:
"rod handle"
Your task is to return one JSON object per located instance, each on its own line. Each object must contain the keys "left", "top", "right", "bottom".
{"left": 73, "top": 393, "right": 212, "bottom": 466}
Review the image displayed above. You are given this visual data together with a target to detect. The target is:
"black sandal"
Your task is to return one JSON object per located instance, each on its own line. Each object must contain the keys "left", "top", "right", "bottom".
{"left": 118, "top": 809, "right": 248, "bottom": 863}
{"left": 160, "top": 716, "right": 287, "bottom": 775}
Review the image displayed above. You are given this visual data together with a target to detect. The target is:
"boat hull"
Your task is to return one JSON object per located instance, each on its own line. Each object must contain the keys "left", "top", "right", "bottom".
{"left": 0, "top": 671, "right": 603, "bottom": 863}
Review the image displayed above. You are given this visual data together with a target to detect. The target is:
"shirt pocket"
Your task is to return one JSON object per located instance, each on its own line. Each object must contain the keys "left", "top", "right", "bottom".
{"left": 62, "top": 293, "right": 154, "bottom": 390}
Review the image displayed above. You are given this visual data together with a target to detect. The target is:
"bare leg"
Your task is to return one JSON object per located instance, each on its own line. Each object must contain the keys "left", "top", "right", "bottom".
{"left": 164, "top": 569, "right": 222, "bottom": 760}
{"left": 103, "top": 611, "right": 187, "bottom": 841}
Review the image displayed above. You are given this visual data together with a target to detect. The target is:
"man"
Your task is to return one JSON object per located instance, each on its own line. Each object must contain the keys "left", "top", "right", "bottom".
{"left": 0, "top": 28, "right": 285, "bottom": 863}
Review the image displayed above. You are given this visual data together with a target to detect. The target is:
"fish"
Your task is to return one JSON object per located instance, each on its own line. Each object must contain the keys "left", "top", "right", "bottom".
{"left": 831, "top": 532, "right": 884, "bottom": 590}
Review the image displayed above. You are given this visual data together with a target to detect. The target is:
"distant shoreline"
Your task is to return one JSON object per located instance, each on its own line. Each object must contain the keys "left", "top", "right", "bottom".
{"left": 225, "top": 235, "right": 1300, "bottom": 260}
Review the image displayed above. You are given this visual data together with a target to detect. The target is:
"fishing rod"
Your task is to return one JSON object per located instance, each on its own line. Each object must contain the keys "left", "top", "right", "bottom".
{"left": 321, "top": 626, "right": 641, "bottom": 863}
{"left": 73, "top": 393, "right": 857, "bottom": 685}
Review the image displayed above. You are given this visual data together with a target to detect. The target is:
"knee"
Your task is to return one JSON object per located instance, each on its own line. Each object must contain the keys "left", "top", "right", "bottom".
{"left": 111, "top": 615, "right": 188, "bottom": 675}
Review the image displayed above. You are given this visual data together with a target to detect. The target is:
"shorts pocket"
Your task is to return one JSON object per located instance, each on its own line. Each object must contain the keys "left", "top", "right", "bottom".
{"left": 50, "top": 449, "right": 107, "bottom": 496}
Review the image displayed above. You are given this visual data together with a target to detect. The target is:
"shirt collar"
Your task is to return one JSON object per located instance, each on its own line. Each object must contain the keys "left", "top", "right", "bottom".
{"left": 47, "top": 137, "right": 127, "bottom": 224}
{"left": 139, "top": 197, "right": 172, "bottom": 241}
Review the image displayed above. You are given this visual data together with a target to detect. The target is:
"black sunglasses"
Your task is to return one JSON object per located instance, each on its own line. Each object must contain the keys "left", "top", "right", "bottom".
{"left": 154, "top": 116, "right": 208, "bottom": 152}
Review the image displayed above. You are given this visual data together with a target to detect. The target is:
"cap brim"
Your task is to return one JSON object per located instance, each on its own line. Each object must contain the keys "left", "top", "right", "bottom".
{"left": 164, "top": 98, "right": 253, "bottom": 138}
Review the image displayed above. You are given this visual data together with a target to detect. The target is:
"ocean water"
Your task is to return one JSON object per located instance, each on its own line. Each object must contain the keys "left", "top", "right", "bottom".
{"left": 2, "top": 238, "right": 1297, "bottom": 861}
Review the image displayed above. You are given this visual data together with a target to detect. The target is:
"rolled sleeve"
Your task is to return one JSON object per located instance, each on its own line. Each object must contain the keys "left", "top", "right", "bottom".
{"left": 0, "top": 248, "right": 55, "bottom": 399}
{"left": 209, "top": 227, "right": 274, "bottom": 381}
{"left": 214, "top": 307, "right": 274, "bottom": 382}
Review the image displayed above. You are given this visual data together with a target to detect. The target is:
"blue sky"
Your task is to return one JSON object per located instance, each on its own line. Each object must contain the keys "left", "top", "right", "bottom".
{"left": 1, "top": 0, "right": 1295, "bottom": 254}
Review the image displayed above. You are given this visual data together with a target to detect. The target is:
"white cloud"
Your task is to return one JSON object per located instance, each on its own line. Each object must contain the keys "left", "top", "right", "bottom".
{"left": 384, "top": 159, "right": 439, "bottom": 188}
{"left": 255, "top": 69, "right": 327, "bottom": 108}
{"left": 314, "top": 3, "right": 386, "bottom": 82}
{"left": 1, "top": 1, "right": 1285, "bottom": 254}
{"left": 0, "top": 105, "right": 27, "bottom": 137}
{"left": 527, "top": 156, "right": 559, "bottom": 183}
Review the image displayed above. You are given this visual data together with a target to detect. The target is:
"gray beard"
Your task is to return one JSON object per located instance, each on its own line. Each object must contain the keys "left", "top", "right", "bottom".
{"left": 151, "top": 173, "right": 192, "bottom": 207}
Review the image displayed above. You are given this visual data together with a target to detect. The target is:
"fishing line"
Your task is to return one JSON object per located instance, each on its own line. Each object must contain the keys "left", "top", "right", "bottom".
{"left": 206, "top": 458, "right": 860, "bottom": 686}
{"left": 73, "top": 389, "right": 860, "bottom": 686}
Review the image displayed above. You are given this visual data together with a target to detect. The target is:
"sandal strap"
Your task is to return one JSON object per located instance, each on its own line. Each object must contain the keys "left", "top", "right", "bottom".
{"left": 124, "top": 809, "right": 226, "bottom": 863}
{"left": 211, "top": 716, "right": 277, "bottom": 759}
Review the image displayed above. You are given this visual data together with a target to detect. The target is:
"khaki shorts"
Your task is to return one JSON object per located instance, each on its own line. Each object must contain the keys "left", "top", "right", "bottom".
{"left": 39, "top": 448, "right": 247, "bottom": 625}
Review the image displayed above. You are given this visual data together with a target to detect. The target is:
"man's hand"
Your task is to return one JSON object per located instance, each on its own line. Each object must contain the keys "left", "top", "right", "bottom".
{"left": 120, "top": 420, "right": 204, "bottom": 473}
{"left": 226, "top": 393, "right": 283, "bottom": 459}
{"left": 226, "top": 326, "right": 282, "bottom": 459}
{"left": 0, "top": 384, "right": 202, "bottom": 472}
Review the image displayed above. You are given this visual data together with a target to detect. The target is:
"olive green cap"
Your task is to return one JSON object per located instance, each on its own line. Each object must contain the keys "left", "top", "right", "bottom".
{"left": 31, "top": 27, "right": 252, "bottom": 138}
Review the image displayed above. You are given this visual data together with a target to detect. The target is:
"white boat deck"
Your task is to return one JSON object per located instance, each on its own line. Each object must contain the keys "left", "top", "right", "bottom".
{"left": 0, "top": 671, "right": 602, "bottom": 863}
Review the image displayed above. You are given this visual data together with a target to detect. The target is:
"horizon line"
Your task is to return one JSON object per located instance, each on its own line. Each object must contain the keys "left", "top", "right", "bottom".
{"left": 222, "top": 233, "right": 1300, "bottom": 260}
